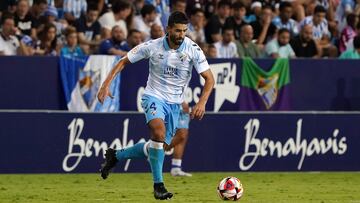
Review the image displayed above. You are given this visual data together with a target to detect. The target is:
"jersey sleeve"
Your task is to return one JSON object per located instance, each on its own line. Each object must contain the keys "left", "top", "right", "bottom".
{"left": 192, "top": 46, "right": 210, "bottom": 74}
{"left": 127, "top": 41, "right": 152, "bottom": 63}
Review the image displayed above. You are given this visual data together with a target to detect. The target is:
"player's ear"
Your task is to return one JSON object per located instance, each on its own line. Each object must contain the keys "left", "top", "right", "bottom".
{"left": 166, "top": 26, "right": 171, "bottom": 34}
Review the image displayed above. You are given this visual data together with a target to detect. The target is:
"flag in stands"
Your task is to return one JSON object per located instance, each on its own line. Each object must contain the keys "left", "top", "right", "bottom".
{"left": 239, "top": 58, "right": 291, "bottom": 110}
{"left": 60, "top": 55, "right": 121, "bottom": 112}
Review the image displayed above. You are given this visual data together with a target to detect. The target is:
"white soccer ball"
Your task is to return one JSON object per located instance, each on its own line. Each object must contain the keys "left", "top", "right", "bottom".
{"left": 217, "top": 176, "right": 244, "bottom": 201}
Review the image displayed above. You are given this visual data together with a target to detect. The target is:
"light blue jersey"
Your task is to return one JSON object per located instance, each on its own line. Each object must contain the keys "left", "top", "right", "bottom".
{"left": 127, "top": 36, "right": 210, "bottom": 104}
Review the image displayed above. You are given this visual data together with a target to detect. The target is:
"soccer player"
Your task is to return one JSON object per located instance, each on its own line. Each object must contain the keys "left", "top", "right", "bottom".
{"left": 97, "top": 11, "right": 214, "bottom": 200}
{"left": 166, "top": 102, "right": 192, "bottom": 177}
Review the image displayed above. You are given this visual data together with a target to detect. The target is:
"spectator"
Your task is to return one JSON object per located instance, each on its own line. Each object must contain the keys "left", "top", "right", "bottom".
{"left": 187, "top": 8, "right": 206, "bottom": 44}
{"left": 345, "top": 22, "right": 360, "bottom": 51}
{"left": 60, "top": 26, "right": 84, "bottom": 56}
{"left": 171, "top": 0, "right": 186, "bottom": 13}
{"left": 134, "top": 0, "right": 145, "bottom": 16}
{"left": 339, "top": 13, "right": 358, "bottom": 53}
{"left": 98, "top": 25, "right": 127, "bottom": 56}
{"left": 0, "top": 13, "right": 29, "bottom": 55}
{"left": 0, "top": 0, "right": 16, "bottom": 16}
{"left": 159, "top": 0, "right": 186, "bottom": 30}
{"left": 119, "top": 29, "right": 143, "bottom": 51}
{"left": 75, "top": 3, "right": 101, "bottom": 52}
{"left": 150, "top": 23, "right": 165, "bottom": 39}
{"left": 185, "top": 0, "right": 204, "bottom": 16}
{"left": 30, "top": 0, "right": 48, "bottom": 22}
{"left": 224, "top": 1, "right": 247, "bottom": 40}
{"left": 133, "top": 4, "right": 162, "bottom": 41}
{"left": 272, "top": 2, "right": 299, "bottom": 37}
{"left": 40, "top": 6, "right": 67, "bottom": 40}
{"left": 4, "top": 0, "right": 17, "bottom": 14}
{"left": 265, "top": 28, "right": 295, "bottom": 58}
{"left": 339, "top": 35, "right": 360, "bottom": 59}
{"left": 33, "top": 23, "right": 59, "bottom": 56}
{"left": 301, "top": 6, "right": 330, "bottom": 41}
{"left": 300, "top": 5, "right": 337, "bottom": 57}
{"left": 214, "top": 27, "right": 238, "bottom": 58}
{"left": 245, "top": 1, "right": 262, "bottom": 23}
{"left": 98, "top": 0, "right": 132, "bottom": 39}
{"left": 14, "top": 0, "right": 36, "bottom": 38}
{"left": 336, "top": 0, "right": 355, "bottom": 32}
{"left": 236, "top": 24, "right": 261, "bottom": 58}
{"left": 63, "top": 0, "right": 87, "bottom": 24}
{"left": 206, "top": 43, "right": 217, "bottom": 58}
{"left": 204, "top": 0, "right": 231, "bottom": 44}
{"left": 290, "top": 24, "right": 320, "bottom": 58}
{"left": 250, "top": 5, "right": 277, "bottom": 45}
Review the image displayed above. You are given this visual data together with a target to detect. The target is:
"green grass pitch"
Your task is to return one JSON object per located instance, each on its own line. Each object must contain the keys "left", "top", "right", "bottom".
{"left": 0, "top": 172, "right": 359, "bottom": 202}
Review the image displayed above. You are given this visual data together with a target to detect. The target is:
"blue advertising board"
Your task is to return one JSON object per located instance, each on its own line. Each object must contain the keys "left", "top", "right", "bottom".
{"left": 0, "top": 111, "right": 359, "bottom": 173}
{"left": 1, "top": 57, "right": 360, "bottom": 111}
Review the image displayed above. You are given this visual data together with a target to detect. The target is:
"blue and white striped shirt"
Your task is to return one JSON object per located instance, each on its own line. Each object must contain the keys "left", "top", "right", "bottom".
{"left": 63, "top": 0, "right": 87, "bottom": 19}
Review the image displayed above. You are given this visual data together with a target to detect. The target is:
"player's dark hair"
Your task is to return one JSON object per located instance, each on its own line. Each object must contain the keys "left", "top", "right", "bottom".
{"left": 278, "top": 28, "right": 290, "bottom": 35}
{"left": 354, "top": 36, "right": 360, "bottom": 49}
{"left": 314, "top": 5, "right": 326, "bottom": 14}
{"left": 279, "top": 2, "right": 292, "bottom": 11}
{"left": 112, "top": 0, "right": 131, "bottom": 14}
{"left": 167, "top": 11, "right": 188, "bottom": 27}
{"left": 232, "top": 1, "right": 245, "bottom": 10}
{"left": 1, "top": 12, "right": 14, "bottom": 25}
{"left": 141, "top": 4, "right": 156, "bottom": 18}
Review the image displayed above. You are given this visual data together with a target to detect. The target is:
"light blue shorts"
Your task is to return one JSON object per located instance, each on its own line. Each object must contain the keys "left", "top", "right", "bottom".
{"left": 177, "top": 110, "right": 190, "bottom": 129}
{"left": 141, "top": 94, "right": 180, "bottom": 144}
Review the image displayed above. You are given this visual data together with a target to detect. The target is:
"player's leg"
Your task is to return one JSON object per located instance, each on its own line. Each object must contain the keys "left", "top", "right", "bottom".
{"left": 169, "top": 128, "right": 192, "bottom": 177}
{"left": 165, "top": 107, "right": 192, "bottom": 177}
{"left": 147, "top": 118, "right": 173, "bottom": 200}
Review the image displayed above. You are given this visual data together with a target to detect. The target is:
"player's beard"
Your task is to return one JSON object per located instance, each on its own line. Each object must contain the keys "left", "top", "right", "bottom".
{"left": 169, "top": 34, "right": 184, "bottom": 45}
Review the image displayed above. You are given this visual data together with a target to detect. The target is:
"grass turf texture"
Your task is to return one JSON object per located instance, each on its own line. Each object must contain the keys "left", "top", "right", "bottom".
{"left": 0, "top": 172, "right": 359, "bottom": 203}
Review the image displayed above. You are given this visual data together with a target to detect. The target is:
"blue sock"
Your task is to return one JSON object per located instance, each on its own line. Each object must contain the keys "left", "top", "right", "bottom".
{"left": 116, "top": 142, "right": 147, "bottom": 161}
{"left": 148, "top": 140, "right": 165, "bottom": 183}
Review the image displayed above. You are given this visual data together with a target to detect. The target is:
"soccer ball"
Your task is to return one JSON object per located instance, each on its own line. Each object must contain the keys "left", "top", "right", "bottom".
{"left": 217, "top": 176, "right": 244, "bottom": 201}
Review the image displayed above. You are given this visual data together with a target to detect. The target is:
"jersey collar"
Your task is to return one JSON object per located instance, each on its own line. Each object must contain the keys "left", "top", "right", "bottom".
{"left": 163, "top": 35, "right": 185, "bottom": 52}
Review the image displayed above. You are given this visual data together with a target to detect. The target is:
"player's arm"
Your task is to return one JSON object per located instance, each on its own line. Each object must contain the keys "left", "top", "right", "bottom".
{"left": 97, "top": 56, "right": 131, "bottom": 103}
{"left": 191, "top": 69, "right": 214, "bottom": 120}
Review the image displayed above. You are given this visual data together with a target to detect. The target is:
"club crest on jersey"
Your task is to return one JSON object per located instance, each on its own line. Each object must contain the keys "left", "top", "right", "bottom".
{"left": 179, "top": 53, "right": 187, "bottom": 62}
{"left": 256, "top": 74, "right": 279, "bottom": 109}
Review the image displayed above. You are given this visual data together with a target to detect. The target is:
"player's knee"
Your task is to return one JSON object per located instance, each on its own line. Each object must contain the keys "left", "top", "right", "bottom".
{"left": 150, "top": 127, "right": 166, "bottom": 141}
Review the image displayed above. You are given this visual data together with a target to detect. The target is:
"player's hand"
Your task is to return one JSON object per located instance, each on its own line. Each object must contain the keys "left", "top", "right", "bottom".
{"left": 97, "top": 85, "right": 114, "bottom": 104}
{"left": 190, "top": 101, "right": 206, "bottom": 120}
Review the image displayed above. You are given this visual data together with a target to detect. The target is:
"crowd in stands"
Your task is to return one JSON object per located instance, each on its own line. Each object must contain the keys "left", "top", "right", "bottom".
{"left": 0, "top": 0, "right": 360, "bottom": 59}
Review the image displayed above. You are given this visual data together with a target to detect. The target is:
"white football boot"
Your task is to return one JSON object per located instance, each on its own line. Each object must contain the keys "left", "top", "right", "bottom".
{"left": 170, "top": 167, "right": 192, "bottom": 177}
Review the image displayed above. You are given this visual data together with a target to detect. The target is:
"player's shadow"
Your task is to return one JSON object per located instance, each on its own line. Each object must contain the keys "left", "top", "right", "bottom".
{"left": 330, "top": 78, "right": 351, "bottom": 110}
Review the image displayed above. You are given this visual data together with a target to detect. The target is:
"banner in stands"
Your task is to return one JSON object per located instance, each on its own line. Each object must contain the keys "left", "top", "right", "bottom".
{"left": 0, "top": 111, "right": 359, "bottom": 173}
{"left": 59, "top": 55, "right": 121, "bottom": 112}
